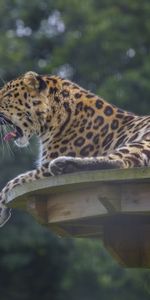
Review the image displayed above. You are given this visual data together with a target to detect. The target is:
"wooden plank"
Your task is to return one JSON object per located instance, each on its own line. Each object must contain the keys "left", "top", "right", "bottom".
{"left": 24, "top": 184, "right": 119, "bottom": 225}
{"left": 47, "top": 189, "right": 107, "bottom": 222}
{"left": 6, "top": 167, "right": 150, "bottom": 207}
{"left": 8, "top": 180, "right": 150, "bottom": 225}
{"left": 5, "top": 167, "right": 150, "bottom": 268}
{"left": 25, "top": 190, "right": 107, "bottom": 225}
{"left": 121, "top": 182, "right": 150, "bottom": 212}
{"left": 46, "top": 184, "right": 122, "bottom": 223}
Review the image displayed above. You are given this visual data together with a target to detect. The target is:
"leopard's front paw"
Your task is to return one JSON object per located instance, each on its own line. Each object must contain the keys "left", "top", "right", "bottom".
{"left": 49, "top": 156, "right": 80, "bottom": 175}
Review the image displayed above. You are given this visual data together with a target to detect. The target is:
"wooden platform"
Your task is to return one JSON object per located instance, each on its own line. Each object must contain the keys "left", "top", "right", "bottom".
{"left": 6, "top": 167, "right": 150, "bottom": 268}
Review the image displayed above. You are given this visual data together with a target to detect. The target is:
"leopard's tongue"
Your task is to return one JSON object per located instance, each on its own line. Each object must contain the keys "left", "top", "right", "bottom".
{"left": 3, "top": 131, "right": 17, "bottom": 141}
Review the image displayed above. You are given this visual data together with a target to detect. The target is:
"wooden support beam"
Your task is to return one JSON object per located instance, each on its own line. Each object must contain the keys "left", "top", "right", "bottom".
{"left": 6, "top": 167, "right": 150, "bottom": 268}
{"left": 103, "top": 215, "right": 150, "bottom": 268}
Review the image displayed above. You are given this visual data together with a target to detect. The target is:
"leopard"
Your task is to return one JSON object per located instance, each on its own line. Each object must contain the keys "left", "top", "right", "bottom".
{"left": 0, "top": 71, "right": 150, "bottom": 226}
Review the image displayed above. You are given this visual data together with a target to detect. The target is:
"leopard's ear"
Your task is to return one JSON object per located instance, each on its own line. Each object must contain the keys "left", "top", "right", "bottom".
{"left": 23, "top": 71, "right": 47, "bottom": 92}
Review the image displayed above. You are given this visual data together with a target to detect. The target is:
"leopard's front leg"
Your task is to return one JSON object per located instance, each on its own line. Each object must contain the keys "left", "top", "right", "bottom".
{"left": 0, "top": 162, "right": 50, "bottom": 227}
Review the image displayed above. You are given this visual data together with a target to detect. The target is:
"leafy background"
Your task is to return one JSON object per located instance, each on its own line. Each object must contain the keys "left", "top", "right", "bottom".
{"left": 0, "top": 0, "right": 150, "bottom": 299}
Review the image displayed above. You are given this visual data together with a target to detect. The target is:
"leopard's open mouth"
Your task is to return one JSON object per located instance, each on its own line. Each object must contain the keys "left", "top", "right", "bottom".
{"left": 0, "top": 113, "right": 23, "bottom": 142}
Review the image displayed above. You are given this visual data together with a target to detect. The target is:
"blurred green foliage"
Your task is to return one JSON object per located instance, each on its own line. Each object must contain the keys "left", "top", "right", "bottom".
{"left": 0, "top": 0, "right": 150, "bottom": 299}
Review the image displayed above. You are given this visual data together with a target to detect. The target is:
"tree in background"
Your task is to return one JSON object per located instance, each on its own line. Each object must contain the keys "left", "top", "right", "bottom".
{"left": 0, "top": 0, "right": 150, "bottom": 299}
{"left": 0, "top": 216, "right": 70, "bottom": 300}
{"left": 0, "top": 0, "right": 150, "bottom": 114}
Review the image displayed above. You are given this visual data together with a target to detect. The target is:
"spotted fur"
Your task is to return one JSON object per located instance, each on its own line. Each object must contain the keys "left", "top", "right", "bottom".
{"left": 0, "top": 71, "right": 150, "bottom": 226}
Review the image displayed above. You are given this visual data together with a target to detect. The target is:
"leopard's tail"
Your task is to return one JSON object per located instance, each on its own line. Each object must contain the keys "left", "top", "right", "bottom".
{"left": 0, "top": 205, "right": 11, "bottom": 227}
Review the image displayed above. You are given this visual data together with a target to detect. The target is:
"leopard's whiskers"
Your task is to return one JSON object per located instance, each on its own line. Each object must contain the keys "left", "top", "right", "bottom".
{"left": 0, "top": 75, "right": 6, "bottom": 86}
{"left": 0, "top": 120, "right": 15, "bottom": 157}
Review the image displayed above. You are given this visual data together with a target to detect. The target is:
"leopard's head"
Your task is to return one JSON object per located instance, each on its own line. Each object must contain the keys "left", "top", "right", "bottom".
{"left": 0, "top": 71, "right": 50, "bottom": 147}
